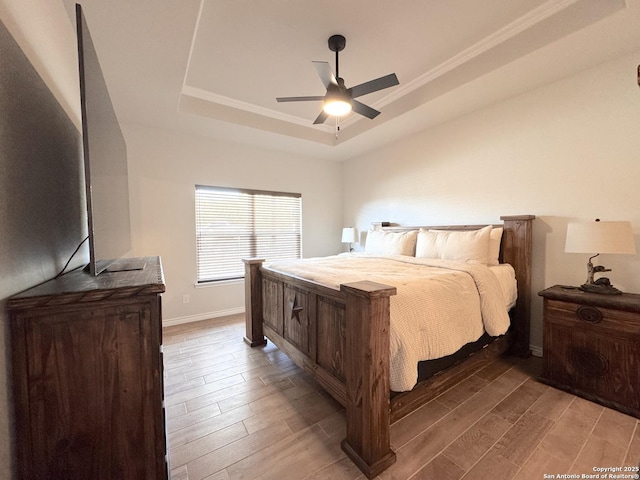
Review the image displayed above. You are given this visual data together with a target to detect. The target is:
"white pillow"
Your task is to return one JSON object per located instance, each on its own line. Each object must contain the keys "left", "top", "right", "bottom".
{"left": 488, "top": 227, "right": 503, "bottom": 266}
{"left": 416, "top": 225, "right": 492, "bottom": 264}
{"left": 365, "top": 230, "right": 418, "bottom": 256}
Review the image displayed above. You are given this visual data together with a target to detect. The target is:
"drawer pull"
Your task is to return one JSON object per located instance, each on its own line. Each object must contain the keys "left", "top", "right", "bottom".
{"left": 576, "top": 306, "right": 602, "bottom": 323}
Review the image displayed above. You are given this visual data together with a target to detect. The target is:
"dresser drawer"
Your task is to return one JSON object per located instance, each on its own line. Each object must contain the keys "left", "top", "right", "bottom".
{"left": 545, "top": 299, "right": 640, "bottom": 334}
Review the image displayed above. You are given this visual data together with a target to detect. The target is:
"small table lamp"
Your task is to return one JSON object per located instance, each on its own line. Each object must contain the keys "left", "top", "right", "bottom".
{"left": 341, "top": 227, "right": 358, "bottom": 252}
{"left": 565, "top": 219, "right": 636, "bottom": 294}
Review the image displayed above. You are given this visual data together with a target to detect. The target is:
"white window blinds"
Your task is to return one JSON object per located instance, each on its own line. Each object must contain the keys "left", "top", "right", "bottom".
{"left": 195, "top": 185, "right": 302, "bottom": 283}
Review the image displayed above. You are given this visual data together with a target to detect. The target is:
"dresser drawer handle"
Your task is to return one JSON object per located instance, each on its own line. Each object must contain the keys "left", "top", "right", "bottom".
{"left": 576, "top": 306, "right": 602, "bottom": 323}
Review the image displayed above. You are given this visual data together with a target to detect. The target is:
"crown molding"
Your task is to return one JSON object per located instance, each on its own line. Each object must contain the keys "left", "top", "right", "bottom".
{"left": 383, "top": 0, "right": 581, "bottom": 106}
{"left": 181, "top": 0, "right": 592, "bottom": 138}
{"left": 180, "top": 85, "right": 334, "bottom": 133}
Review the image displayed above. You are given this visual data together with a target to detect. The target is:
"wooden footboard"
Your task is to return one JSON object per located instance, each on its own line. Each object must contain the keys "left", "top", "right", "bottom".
{"left": 243, "top": 260, "right": 397, "bottom": 476}
{"left": 243, "top": 214, "right": 534, "bottom": 479}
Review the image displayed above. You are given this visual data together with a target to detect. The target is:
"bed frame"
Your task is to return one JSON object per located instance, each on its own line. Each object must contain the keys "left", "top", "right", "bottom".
{"left": 242, "top": 215, "right": 534, "bottom": 478}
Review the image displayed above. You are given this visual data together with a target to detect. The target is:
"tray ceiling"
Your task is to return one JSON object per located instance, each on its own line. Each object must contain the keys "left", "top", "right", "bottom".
{"left": 62, "top": 0, "right": 637, "bottom": 159}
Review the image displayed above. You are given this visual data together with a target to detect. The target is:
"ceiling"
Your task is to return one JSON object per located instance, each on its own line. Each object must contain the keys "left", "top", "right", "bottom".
{"left": 62, "top": 0, "right": 640, "bottom": 161}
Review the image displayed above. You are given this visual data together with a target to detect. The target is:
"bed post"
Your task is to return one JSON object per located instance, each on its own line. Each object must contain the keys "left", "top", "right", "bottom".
{"left": 340, "top": 281, "right": 397, "bottom": 479}
{"left": 242, "top": 258, "right": 267, "bottom": 347}
{"left": 500, "top": 215, "right": 535, "bottom": 357}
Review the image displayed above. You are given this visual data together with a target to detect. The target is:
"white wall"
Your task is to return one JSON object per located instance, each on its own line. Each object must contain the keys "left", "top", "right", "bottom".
{"left": 125, "top": 123, "right": 343, "bottom": 324}
{"left": 342, "top": 51, "right": 640, "bottom": 353}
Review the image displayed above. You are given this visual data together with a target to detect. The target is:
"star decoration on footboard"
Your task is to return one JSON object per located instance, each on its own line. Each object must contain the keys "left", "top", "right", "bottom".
{"left": 290, "top": 297, "right": 304, "bottom": 322}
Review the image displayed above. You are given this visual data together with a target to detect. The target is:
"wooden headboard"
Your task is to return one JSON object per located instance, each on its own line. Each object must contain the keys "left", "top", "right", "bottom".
{"left": 373, "top": 215, "right": 535, "bottom": 356}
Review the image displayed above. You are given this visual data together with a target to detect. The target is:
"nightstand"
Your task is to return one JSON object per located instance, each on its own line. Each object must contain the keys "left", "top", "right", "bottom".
{"left": 539, "top": 285, "right": 640, "bottom": 418}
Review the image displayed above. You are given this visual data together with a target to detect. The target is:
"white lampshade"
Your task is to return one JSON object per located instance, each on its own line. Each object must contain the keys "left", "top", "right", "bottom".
{"left": 565, "top": 220, "right": 636, "bottom": 255}
{"left": 341, "top": 227, "right": 358, "bottom": 243}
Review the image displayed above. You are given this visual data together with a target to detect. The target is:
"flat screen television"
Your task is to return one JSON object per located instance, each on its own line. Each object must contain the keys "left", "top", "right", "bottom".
{"left": 76, "top": 4, "right": 134, "bottom": 275}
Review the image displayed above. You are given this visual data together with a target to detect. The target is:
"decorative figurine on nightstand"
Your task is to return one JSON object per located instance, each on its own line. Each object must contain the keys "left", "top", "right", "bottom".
{"left": 565, "top": 218, "right": 636, "bottom": 295}
{"left": 582, "top": 274, "right": 619, "bottom": 294}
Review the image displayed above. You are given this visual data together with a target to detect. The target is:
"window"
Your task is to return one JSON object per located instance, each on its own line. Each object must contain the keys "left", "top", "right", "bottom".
{"left": 195, "top": 185, "right": 302, "bottom": 283}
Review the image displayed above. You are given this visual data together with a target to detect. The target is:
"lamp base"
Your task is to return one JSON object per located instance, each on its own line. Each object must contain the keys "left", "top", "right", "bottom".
{"left": 579, "top": 281, "right": 623, "bottom": 295}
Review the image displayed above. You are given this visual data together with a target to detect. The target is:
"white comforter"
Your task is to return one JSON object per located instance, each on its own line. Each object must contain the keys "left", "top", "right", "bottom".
{"left": 265, "top": 253, "right": 512, "bottom": 392}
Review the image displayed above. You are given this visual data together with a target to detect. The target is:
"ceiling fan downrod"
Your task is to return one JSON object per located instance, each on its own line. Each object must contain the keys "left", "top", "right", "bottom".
{"left": 328, "top": 34, "right": 346, "bottom": 80}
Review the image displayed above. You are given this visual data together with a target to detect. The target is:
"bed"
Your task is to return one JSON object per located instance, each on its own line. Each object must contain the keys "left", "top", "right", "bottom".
{"left": 242, "top": 215, "right": 534, "bottom": 478}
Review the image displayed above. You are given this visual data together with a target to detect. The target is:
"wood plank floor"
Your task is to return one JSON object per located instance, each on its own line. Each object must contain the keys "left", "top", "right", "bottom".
{"left": 163, "top": 314, "right": 640, "bottom": 480}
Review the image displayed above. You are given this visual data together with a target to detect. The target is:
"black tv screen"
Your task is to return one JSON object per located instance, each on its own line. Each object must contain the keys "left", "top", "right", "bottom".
{"left": 76, "top": 4, "right": 132, "bottom": 275}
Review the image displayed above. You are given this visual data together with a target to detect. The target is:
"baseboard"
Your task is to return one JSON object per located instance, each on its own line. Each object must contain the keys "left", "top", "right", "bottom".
{"left": 530, "top": 345, "right": 543, "bottom": 357}
{"left": 163, "top": 307, "right": 245, "bottom": 327}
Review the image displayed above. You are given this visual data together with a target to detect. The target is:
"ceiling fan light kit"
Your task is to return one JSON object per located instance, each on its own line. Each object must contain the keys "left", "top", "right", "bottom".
{"left": 323, "top": 97, "right": 352, "bottom": 116}
{"left": 276, "top": 34, "right": 399, "bottom": 125}
{"left": 323, "top": 86, "right": 352, "bottom": 116}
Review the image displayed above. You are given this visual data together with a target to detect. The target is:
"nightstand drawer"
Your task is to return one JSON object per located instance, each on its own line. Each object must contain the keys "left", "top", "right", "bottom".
{"left": 546, "top": 299, "right": 640, "bottom": 334}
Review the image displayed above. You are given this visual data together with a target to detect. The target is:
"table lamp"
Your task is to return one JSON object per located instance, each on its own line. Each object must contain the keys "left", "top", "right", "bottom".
{"left": 341, "top": 227, "right": 358, "bottom": 252}
{"left": 565, "top": 219, "right": 636, "bottom": 294}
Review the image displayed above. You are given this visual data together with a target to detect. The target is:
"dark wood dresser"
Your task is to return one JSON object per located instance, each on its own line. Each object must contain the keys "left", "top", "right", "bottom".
{"left": 539, "top": 285, "right": 640, "bottom": 418}
{"left": 7, "top": 256, "right": 168, "bottom": 480}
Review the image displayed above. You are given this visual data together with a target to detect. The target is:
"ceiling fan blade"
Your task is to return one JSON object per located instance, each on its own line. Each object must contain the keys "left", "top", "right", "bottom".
{"left": 352, "top": 100, "right": 380, "bottom": 120}
{"left": 276, "top": 96, "right": 325, "bottom": 103}
{"left": 313, "top": 110, "right": 329, "bottom": 125}
{"left": 348, "top": 73, "right": 399, "bottom": 99}
{"left": 313, "top": 61, "right": 337, "bottom": 89}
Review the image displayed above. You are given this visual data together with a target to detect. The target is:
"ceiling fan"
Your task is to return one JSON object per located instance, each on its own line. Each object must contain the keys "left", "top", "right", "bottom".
{"left": 276, "top": 34, "right": 399, "bottom": 125}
